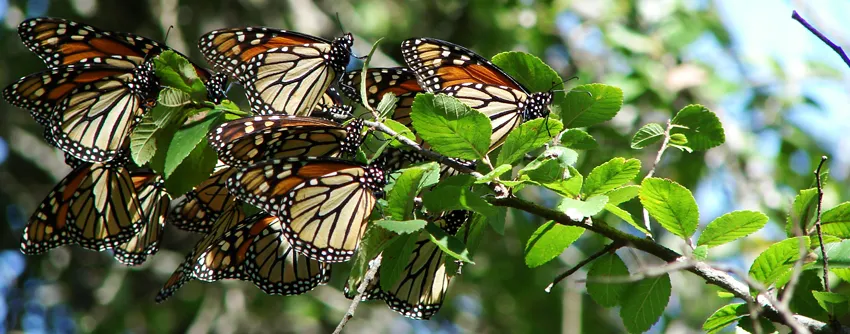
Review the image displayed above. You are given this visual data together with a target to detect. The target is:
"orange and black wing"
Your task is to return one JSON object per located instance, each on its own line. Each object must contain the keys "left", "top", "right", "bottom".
{"left": 191, "top": 213, "right": 331, "bottom": 294}
{"left": 199, "top": 27, "right": 353, "bottom": 116}
{"left": 168, "top": 163, "right": 238, "bottom": 233}
{"left": 208, "top": 115, "right": 363, "bottom": 166}
{"left": 3, "top": 62, "right": 130, "bottom": 126}
{"left": 401, "top": 38, "right": 554, "bottom": 151}
{"left": 21, "top": 161, "right": 144, "bottom": 254}
{"left": 379, "top": 210, "right": 470, "bottom": 319}
{"left": 340, "top": 67, "right": 423, "bottom": 129}
{"left": 113, "top": 171, "right": 171, "bottom": 266}
{"left": 155, "top": 202, "right": 246, "bottom": 302}
{"left": 226, "top": 157, "right": 386, "bottom": 262}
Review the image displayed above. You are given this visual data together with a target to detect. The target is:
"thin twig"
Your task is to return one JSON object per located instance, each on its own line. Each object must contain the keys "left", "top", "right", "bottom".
{"left": 333, "top": 254, "right": 383, "bottom": 334}
{"left": 576, "top": 259, "right": 695, "bottom": 284}
{"left": 640, "top": 119, "right": 674, "bottom": 238}
{"left": 792, "top": 10, "right": 850, "bottom": 70}
{"left": 714, "top": 265, "right": 811, "bottom": 334}
{"left": 545, "top": 241, "right": 623, "bottom": 292}
{"left": 814, "top": 156, "right": 830, "bottom": 293}
{"left": 779, "top": 236, "right": 807, "bottom": 311}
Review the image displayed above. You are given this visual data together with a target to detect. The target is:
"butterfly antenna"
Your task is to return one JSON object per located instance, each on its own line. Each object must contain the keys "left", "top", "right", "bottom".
{"left": 333, "top": 12, "right": 347, "bottom": 34}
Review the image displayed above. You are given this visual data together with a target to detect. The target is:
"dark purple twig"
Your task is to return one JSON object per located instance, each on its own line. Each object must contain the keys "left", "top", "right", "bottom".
{"left": 792, "top": 10, "right": 850, "bottom": 70}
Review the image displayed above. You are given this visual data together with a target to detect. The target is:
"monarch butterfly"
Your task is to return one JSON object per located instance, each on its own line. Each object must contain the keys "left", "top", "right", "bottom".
{"left": 3, "top": 57, "right": 159, "bottom": 162}
{"left": 156, "top": 201, "right": 246, "bottom": 302}
{"left": 346, "top": 210, "right": 470, "bottom": 319}
{"left": 168, "top": 162, "right": 238, "bottom": 234}
{"left": 311, "top": 87, "right": 353, "bottom": 121}
{"left": 226, "top": 157, "right": 387, "bottom": 263}
{"left": 401, "top": 38, "right": 554, "bottom": 151}
{"left": 207, "top": 116, "right": 363, "bottom": 167}
{"left": 21, "top": 157, "right": 144, "bottom": 254}
{"left": 17, "top": 17, "right": 228, "bottom": 103}
{"left": 198, "top": 27, "right": 353, "bottom": 116}
{"left": 113, "top": 170, "right": 171, "bottom": 266}
{"left": 339, "top": 67, "right": 422, "bottom": 136}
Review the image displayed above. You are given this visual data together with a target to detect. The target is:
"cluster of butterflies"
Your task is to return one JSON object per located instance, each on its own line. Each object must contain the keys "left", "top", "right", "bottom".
{"left": 3, "top": 17, "right": 556, "bottom": 320}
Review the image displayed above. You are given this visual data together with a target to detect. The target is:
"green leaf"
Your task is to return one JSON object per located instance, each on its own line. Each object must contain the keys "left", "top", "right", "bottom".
{"left": 639, "top": 178, "right": 699, "bottom": 239}
{"left": 748, "top": 236, "right": 809, "bottom": 286}
{"left": 789, "top": 270, "right": 826, "bottom": 319}
{"left": 383, "top": 118, "right": 417, "bottom": 148}
{"left": 668, "top": 133, "right": 688, "bottom": 146}
{"left": 157, "top": 87, "right": 192, "bottom": 108}
{"left": 833, "top": 268, "right": 850, "bottom": 282}
{"left": 379, "top": 233, "right": 419, "bottom": 290}
{"left": 587, "top": 253, "right": 629, "bottom": 307}
{"left": 693, "top": 245, "right": 708, "bottom": 260}
{"left": 605, "top": 204, "right": 650, "bottom": 237}
{"left": 560, "top": 84, "right": 623, "bottom": 128}
{"left": 702, "top": 303, "right": 747, "bottom": 334}
{"left": 737, "top": 316, "right": 776, "bottom": 334}
{"left": 559, "top": 129, "right": 599, "bottom": 150}
{"left": 476, "top": 164, "right": 513, "bottom": 184}
{"left": 491, "top": 51, "right": 563, "bottom": 99}
{"left": 787, "top": 188, "right": 818, "bottom": 236}
{"left": 812, "top": 291, "right": 850, "bottom": 316}
{"left": 496, "top": 118, "right": 563, "bottom": 166}
{"left": 821, "top": 202, "right": 850, "bottom": 238}
{"left": 582, "top": 158, "right": 641, "bottom": 197}
{"left": 163, "top": 111, "right": 222, "bottom": 177}
{"left": 375, "top": 219, "right": 428, "bottom": 235}
{"left": 410, "top": 93, "right": 491, "bottom": 160}
{"left": 557, "top": 195, "right": 608, "bottom": 220}
{"left": 346, "top": 226, "right": 395, "bottom": 297}
{"left": 386, "top": 167, "right": 425, "bottom": 221}
{"left": 524, "top": 221, "right": 584, "bottom": 268}
{"left": 421, "top": 185, "right": 505, "bottom": 234}
{"left": 161, "top": 140, "right": 218, "bottom": 196}
{"left": 518, "top": 159, "right": 566, "bottom": 184}
{"left": 631, "top": 123, "right": 665, "bottom": 149}
{"left": 130, "top": 112, "right": 161, "bottom": 166}
{"left": 619, "top": 274, "right": 671, "bottom": 334}
{"left": 670, "top": 104, "right": 725, "bottom": 151}
{"left": 153, "top": 50, "right": 204, "bottom": 97}
{"left": 417, "top": 162, "right": 441, "bottom": 189}
{"left": 376, "top": 93, "right": 400, "bottom": 119}
{"left": 425, "top": 223, "right": 473, "bottom": 263}
{"left": 606, "top": 185, "right": 640, "bottom": 206}
{"left": 697, "top": 211, "right": 769, "bottom": 248}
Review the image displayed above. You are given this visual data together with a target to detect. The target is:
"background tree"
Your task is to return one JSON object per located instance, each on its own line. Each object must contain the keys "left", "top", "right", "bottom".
{"left": 1, "top": 0, "right": 849, "bottom": 333}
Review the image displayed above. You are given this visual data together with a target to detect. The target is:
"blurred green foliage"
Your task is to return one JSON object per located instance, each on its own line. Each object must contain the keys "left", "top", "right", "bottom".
{"left": 1, "top": 0, "right": 848, "bottom": 333}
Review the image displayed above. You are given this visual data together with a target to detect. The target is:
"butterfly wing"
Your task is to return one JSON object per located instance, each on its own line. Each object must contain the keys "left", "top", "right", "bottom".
{"left": 401, "top": 38, "right": 553, "bottom": 150}
{"left": 380, "top": 211, "right": 470, "bottom": 319}
{"left": 168, "top": 163, "right": 238, "bottom": 233}
{"left": 113, "top": 171, "right": 171, "bottom": 266}
{"left": 226, "top": 158, "right": 386, "bottom": 262}
{"left": 207, "top": 115, "right": 362, "bottom": 167}
{"left": 340, "top": 67, "right": 422, "bottom": 130}
{"left": 22, "top": 161, "right": 144, "bottom": 254}
{"left": 155, "top": 203, "right": 246, "bottom": 302}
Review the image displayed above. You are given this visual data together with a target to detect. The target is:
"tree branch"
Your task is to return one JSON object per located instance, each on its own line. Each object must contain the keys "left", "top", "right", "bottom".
{"left": 487, "top": 195, "right": 842, "bottom": 334}
{"left": 545, "top": 241, "right": 623, "bottom": 292}
{"left": 364, "top": 114, "right": 842, "bottom": 333}
{"left": 333, "top": 254, "right": 383, "bottom": 334}
{"left": 792, "top": 10, "right": 850, "bottom": 70}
